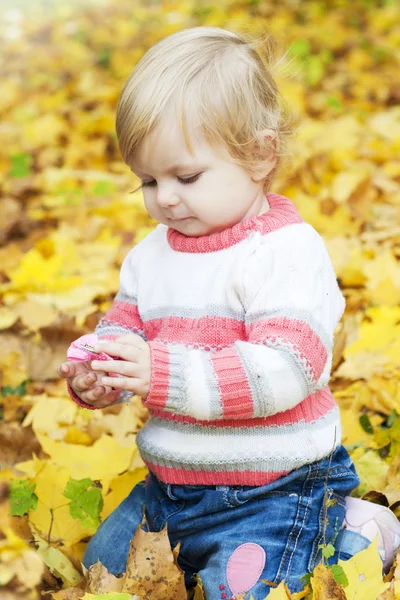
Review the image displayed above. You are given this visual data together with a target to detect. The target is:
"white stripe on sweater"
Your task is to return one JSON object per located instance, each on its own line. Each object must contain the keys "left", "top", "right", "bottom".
{"left": 136, "top": 408, "right": 342, "bottom": 472}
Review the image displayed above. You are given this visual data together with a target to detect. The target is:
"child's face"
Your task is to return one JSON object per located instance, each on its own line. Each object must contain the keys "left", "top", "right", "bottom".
{"left": 129, "top": 119, "right": 275, "bottom": 236}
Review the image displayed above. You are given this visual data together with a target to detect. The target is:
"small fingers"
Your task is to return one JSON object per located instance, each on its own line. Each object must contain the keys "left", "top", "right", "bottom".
{"left": 73, "top": 373, "right": 98, "bottom": 392}
{"left": 82, "top": 386, "right": 120, "bottom": 407}
{"left": 58, "top": 361, "right": 89, "bottom": 379}
{"left": 58, "top": 362, "right": 72, "bottom": 378}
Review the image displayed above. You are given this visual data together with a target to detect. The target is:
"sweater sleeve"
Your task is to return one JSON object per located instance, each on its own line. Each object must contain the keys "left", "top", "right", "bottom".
{"left": 66, "top": 244, "right": 147, "bottom": 410}
{"left": 144, "top": 225, "right": 346, "bottom": 421}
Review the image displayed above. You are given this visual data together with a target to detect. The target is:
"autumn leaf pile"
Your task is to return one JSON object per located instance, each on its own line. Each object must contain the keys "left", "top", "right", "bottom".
{"left": 0, "top": 0, "right": 400, "bottom": 598}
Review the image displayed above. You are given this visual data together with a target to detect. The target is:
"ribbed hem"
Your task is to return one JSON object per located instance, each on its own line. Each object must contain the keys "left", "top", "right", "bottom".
{"left": 166, "top": 193, "right": 303, "bottom": 253}
{"left": 145, "top": 461, "right": 290, "bottom": 486}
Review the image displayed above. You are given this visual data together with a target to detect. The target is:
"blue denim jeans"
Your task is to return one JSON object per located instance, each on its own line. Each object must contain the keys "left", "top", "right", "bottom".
{"left": 83, "top": 444, "right": 371, "bottom": 598}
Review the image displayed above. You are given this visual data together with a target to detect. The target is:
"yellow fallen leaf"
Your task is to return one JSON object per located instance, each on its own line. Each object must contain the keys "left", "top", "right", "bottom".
{"left": 265, "top": 580, "right": 291, "bottom": 598}
{"left": 331, "top": 168, "right": 371, "bottom": 205}
{"left": 102, "top": 468, "right": 148, "bottom": 520}
{"left": 364, "top": 250, "right": 400, "bottom": 307}
{"left": 337, "top": 307, "right": 400, "bottom": 379}
{"left": 352, "top": 449, "right": 389, "bottom": 497}
{"left": 22, "top": 394, "right": 78, "bottom": 438}
{"left": 34, "top": 432, "right": 136, "bottom": 481}
{"left": 25, "top": 461, "right": 97, "bottom": 544}
{"left": 12, "top": 299, "right": 59, "bottom": 331}
{"left": 63, "top": 426, "right": 93, "bottom": 446}
{"left": 87, "top": 402, "right": 145, "bottom": 448}
{"left": 324, "top": 237, "right": 367, "bottom": 287}
{"left": 338, "top": 536, "right": 390, "bottom": 600}
{"left": 0, "top": 307, "right": 18, "bottom": 330}
{"left": 33, "top": 529, "right": 82, "bottom": 587}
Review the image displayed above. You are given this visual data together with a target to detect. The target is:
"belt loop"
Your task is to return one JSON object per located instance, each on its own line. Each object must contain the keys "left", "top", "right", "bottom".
{"left": 166, "top": 484, "right": 179, "bottom": 500}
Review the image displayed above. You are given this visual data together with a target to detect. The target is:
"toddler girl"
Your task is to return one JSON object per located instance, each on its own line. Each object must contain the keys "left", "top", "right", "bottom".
{"left": 58, "top": 26, "right": 400, "bottom": 598}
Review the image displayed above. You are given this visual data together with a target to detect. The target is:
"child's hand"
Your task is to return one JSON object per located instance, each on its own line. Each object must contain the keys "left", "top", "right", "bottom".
{"left": 57, "top": 360, "right": 121, "bottom": 408}
{"left": 90, "top": 333, "right": 151, "bottom": 400}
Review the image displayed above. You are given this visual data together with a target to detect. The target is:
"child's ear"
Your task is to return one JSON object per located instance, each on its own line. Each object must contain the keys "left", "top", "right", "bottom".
{"left": 250, "top": 128, "right": 279, "bottom": 182}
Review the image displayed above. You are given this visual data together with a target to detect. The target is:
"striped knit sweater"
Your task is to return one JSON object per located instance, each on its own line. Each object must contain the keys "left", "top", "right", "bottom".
{"left": 67, "top": 193, "right": 345, "bottom": 486}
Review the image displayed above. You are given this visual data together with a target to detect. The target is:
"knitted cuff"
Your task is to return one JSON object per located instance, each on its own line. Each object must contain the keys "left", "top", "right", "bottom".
{"left": 145, "top": 341, "right": 187, "bottom": 413}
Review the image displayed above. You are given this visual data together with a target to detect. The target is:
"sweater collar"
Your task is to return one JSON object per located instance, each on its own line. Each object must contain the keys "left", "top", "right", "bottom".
{"left": 166, "top": 193, "right": 304, "bottom": 253}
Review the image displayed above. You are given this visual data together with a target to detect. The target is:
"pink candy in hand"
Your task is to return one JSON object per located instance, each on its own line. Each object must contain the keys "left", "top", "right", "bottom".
{"left": 67, "top": 333, "right": 120, "bottom": 378}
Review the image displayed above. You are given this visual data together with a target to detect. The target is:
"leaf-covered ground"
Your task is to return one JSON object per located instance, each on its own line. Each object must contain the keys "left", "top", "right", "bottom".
{"left": 0, "top": 0, "right": 400, "bottom": 598}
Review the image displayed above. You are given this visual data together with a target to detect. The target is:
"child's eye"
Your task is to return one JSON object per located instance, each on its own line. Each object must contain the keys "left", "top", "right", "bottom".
{"left": 141, "top": 173, "right": 201, "bottom": 187}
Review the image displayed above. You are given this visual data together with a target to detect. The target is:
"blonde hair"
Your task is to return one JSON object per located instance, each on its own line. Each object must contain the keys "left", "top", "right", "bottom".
{"left": 116, "top": 26, "right": 296, "bottom": 193}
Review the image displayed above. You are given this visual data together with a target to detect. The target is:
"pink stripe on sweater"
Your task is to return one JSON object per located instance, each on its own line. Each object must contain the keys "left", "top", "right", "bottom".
{"left": 150, "top": 386, "right": 336, "bottom": 427}
{"left": 145, "top": 462, "right": 290, "bottom": 486}
{"left": 167, "top": 193, "right": 303, "bottom": 253}
{"left": 102, "top": 300, "right": 143, "bottom": 331}
{"left": 144, "top": 316, "right": 245, "bottom": 347}
{"left": 247, "top": 317, "right": 327, "bottom": 382}
{"left": 211, "top": 347, "right": 254, "bottom": 417}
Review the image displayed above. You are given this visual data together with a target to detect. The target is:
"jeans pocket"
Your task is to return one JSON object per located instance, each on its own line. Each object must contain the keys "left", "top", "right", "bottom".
{"left": 335, "top": 528, "right": 372, "bottom": 562}
{"left": 147, "top": 477, "right": 186, "bottom": 531}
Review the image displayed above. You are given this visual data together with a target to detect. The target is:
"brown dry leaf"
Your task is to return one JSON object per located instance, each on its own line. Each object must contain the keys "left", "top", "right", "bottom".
{"left": 0, "top": 422, "right": 43, "bottom": 469}
{"left": 121, "top": 521, "right": 186, "bottom": 599}
{"left": 377, "top": 582, "right": 396, "bottom": 599}
{"left": 311, "top": 563, "right": 347, "bottom": 600}
{"left": 86, "top": 560, "right": 124, "bottom": 594}
{"left": 50, "top": 579, "right": 87, "bottom": 600}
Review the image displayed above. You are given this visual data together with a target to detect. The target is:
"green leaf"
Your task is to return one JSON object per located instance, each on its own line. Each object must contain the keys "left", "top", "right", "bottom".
{"left": 9, "top": 479, "right": 38, "bottom": 516}
{"left": 63, "top": 477, "right": 103, "bottom": 529}
{"left": 97, "top": 47, "right": 112, "bottom": 68}
{"left": 327, "top": 96, "right": 343, "bottom": 110}
{"left": 1, "top": 379, "right": 31, "bottom": 397}
{"left": 359, "top": 414, "right": 374, "bottom": 434}
{"left": 330, "top": 563, "right": 349, "bottom": 587}
{"left": 385, "top": 410, "right": 399, "bottom": 428}
{"left": 305, "top": 55, "right": 325, "bottom": 86}
{"left": 318, "top": 543, "right": 335, "bottom": 559}
{"left": 300, "top": 571, "right": 312, "bottom": 587}
{"left": 289, "top": 39, "right": 311, "bottom": 58}
{"left": 92, "top": 180, "right": 116, "bottom": 196}
{"left": 9, "top": 153, "right": 31, "bottom": 178}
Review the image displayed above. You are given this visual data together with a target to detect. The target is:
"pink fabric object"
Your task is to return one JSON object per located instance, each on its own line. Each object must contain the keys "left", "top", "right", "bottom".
{"left": 65, "top": 334, "right": 123, "bottom": 410}
{"left": 226, "top": 543, "right": 266, "bottom": 596}
{"left": 345, "top": 496, "right": 400, "bottom": 570}
{"left": 67, "top": 333, "right": 120, "bottom": 378}
{"left": 67, "top": 333, "right": 115, "bottom": 362}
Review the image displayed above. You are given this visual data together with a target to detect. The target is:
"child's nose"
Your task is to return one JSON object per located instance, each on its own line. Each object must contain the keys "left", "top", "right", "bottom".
{"left": 156, "top": 187, "right": 180, "bottom": 208}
